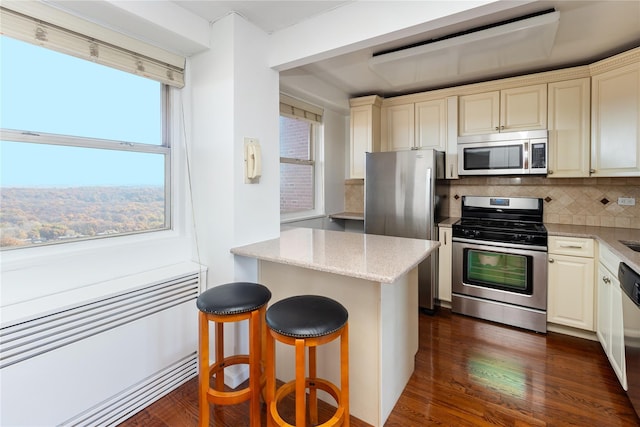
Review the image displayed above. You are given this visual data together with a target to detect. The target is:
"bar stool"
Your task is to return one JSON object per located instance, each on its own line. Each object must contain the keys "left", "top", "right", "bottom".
{"left": 196, "top": 282, "right": 272, "bottom": 427}
{"left": 265, "top": 295, "right": 349, "bottom": 427}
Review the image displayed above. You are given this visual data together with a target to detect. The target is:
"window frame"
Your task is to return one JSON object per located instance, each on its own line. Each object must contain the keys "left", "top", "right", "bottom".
{"left": 0, "top": 31, "right": 175, "bottom": 250}
{"left": 279, "top": 113, "right": 325, "bottom": 223}
{"left": 0, "top": 84, "right": 172, "bottom": 249}
{"left": 0, "top": 85, "right": 191, "bottom": 306}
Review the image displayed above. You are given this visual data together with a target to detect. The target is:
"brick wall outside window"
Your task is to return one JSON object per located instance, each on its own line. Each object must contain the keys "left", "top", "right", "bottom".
{"left": 280, "top": 117, "right": 314, "bottom": 213}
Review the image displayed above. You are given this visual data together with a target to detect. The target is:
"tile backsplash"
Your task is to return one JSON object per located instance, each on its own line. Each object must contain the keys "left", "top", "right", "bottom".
{"left": 447, "top": 177, "right": 640, "bottom": 229}
{"left": 344, "top": 179, "right": 365, "bottom": 213}
{"left": 344, "top": 176, "right": 640, "bottom": 229}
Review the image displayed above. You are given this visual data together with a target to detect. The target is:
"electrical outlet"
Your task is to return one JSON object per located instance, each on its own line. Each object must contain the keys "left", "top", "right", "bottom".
{"left": 618, "top": 197, "right": 636, "bottom": 206}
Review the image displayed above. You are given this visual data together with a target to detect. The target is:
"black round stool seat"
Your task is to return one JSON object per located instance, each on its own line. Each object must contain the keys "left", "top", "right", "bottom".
{"left": 196, "top": 282, "right": 271, "bottom": 315}
{"left": 266, "top": 295, "right": 348, "bottom": 339}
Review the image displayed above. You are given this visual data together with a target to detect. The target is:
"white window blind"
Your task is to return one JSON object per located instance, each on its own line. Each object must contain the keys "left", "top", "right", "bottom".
{"left": 0, "top": 6, "right": 185, "bottom": 88}
{"left": 280, "top": 94, "right": 323, "bottom": 124}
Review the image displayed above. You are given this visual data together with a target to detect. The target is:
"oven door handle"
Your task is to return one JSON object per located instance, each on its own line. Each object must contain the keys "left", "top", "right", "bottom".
{"left": 452, "top": 237, "right": 547, "bottom": 252}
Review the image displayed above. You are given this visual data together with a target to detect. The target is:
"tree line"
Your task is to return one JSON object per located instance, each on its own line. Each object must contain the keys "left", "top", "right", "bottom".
{"left": 1, "top": 186, "right": 165, "bottom": 247}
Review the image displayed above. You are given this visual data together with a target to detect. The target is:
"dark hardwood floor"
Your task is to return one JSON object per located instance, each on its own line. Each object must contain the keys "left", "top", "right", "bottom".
{"left": 119, "top": 309, "right": 639, "bottom": 426}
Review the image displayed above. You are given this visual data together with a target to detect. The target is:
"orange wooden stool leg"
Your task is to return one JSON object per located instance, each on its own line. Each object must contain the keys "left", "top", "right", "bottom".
{"left": 198, "top": 311, "right": 210, "bottom": 427}
{"left": 295, "top": 338, "right": 306, "bottom": 426}
{"left": 249, "top": 309, "right": 261, "bottom": 427}
{"left": 265, "top": 327, "right": 276, "bottom": 427}
{"left": 215, "top": 322, "right": 225, "bottom": 391}
{"left": 341, "top": 323, "right": 350, "bottom": 427}
{"left": 309, "top": 345, "right": 318, "bottom": 425}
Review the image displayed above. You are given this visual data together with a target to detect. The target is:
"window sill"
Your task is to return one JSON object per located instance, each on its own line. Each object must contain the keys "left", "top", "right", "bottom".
{"left": 1, "top": 230, "right": 193, "bottom": 308}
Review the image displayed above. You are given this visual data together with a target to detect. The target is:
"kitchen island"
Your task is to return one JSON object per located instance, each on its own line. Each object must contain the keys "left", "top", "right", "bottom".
{"left": 231, "top": 227, "right": 439, "bottom": 427}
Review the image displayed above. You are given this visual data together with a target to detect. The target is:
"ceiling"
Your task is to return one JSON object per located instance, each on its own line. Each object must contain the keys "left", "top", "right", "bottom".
{"left": 43, "top": 1, "right": 640, "bottom": 102}
{"left": 171, "top": 0, "right": 640, "bottom": 99}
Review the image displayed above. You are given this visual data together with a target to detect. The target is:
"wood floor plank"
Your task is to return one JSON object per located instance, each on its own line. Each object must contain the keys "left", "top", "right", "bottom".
{"left": 119, "top": 309, "right": 640, "bottom": 426}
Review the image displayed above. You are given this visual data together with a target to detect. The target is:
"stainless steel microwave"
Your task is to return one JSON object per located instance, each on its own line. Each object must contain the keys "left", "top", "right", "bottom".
{"left": 457, "top": 130, "right": 548, "bottom": 176}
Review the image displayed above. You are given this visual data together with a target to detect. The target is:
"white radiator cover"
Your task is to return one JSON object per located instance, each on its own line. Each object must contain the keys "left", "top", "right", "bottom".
{"left": 0, "top": 263, "right": 204, "bottom": 426}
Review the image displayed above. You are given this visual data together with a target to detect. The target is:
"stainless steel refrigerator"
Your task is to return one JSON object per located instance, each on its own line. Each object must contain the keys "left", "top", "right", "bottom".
{"left": 364, "top": 149, "right": 446, "bottom": 312}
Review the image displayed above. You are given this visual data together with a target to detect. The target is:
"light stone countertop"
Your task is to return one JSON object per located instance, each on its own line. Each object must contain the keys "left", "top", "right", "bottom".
{"left": 328, "top": 211, "right": 365, "bottom": 221}
{"left": 545, "top": 224, "right": 640, "bottom": 273}
{"left": 438, "top": 217, "right": 459, "bottom": 227}
{"left": 231, "top": 227, "right": 440, "bottom": 284}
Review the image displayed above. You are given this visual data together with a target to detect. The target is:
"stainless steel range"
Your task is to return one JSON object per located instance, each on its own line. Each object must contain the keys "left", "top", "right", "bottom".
{"left": 452, "top": 196, "right": 548, "bottom": 333}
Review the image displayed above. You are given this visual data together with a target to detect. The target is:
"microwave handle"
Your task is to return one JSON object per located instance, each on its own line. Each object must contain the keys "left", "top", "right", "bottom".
{"left": 523, "top": 141, "right": 529, "bottom": 171}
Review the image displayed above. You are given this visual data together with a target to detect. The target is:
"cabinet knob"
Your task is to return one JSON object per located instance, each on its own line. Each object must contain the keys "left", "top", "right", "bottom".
{"left": 590, "top": 169, "right": 596, "bottom": 174}
{"left": 495, "top": 126, "right": 500, "bottom": 131}
{"left": 548, "top": 258, "right": 554, "bottom": 263}
{"left": 603, "top": 276, "right": 611, "bottom": 284}
{"left": 548, "top": 170, "right": 553, "bottom": 175}
{"left": 500, "top": 125, "right": 505, "bottom": 130}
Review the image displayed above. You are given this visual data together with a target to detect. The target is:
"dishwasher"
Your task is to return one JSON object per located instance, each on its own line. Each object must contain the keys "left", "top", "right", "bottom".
{"left": 620, "top": 262, "right": 640, "bottom": 418}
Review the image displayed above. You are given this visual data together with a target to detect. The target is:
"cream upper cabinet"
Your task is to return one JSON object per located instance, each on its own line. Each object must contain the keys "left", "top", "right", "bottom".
{"left": 381, "top": 98, "right": 449, "bottom": 152}
{"left": 445, "top": 97, "right": 459, "bottom": 179}
{"left": 349, "top": 95, "right": 382, "bottom": 179}
{"left": 381, "top": 103, "right": 414, "bottom": 151}
{"left": 458, "top": 84, "right": 547, "bottom": 136}
{"left": 547, "top": 78, "right": 591, "bottom": 178}
{"left": 547, "top": 236, "right": 594, "bottom": 331}
{"left": 415, "top": 99, "right": 447, "bottom": 151}
{"left": 591, "top": 60, "right": 640, "bottom": 177}
{"left": 458, "top": 91, "right": 499, "bottom": 135}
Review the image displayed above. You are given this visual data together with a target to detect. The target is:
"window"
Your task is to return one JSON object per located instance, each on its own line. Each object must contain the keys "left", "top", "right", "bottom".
{"left": 279, "top": 95, "right": 324, "bottom": 220}
{"left": 0, "top": 35, "right": 169, "bottom": 249}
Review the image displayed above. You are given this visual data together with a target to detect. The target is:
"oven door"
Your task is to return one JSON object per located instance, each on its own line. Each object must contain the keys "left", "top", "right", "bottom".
{"left": 452, "top": 238, "right": 547, "bottom": 310}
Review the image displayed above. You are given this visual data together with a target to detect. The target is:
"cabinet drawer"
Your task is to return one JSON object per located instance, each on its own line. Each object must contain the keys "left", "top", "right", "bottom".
{"left": 598, "top": 243, "right": 621, "bottom": 275}
{"left": 548, "top": 236, "right": 594, "bottom": 257}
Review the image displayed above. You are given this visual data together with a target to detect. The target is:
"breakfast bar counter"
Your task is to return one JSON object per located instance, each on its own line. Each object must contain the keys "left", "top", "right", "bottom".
{"left": 231, "top": 227, "right": 439, "bottom": 426}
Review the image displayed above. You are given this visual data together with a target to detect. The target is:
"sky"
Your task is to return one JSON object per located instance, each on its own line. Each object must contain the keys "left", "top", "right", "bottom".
{"left": 0, "top": 36, "right": 164, "bottom": 187}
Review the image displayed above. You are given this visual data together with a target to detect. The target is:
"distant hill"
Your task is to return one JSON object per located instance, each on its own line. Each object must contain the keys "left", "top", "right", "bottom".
{"left": 0, "top": 186, "right": 165, "bottom": 248}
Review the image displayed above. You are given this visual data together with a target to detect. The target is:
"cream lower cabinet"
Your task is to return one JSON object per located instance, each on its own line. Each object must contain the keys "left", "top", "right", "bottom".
{"left": 438, "top": 226, "right": 452, "bottom": 303}
{"left": 547, "top": 78, "right": 591, "bottom": 178}
{"left": 596, "top": 243, "right": 627, "bottom": 390}
{"left": 547, "top": 236, "right": 595, "bottom": 330}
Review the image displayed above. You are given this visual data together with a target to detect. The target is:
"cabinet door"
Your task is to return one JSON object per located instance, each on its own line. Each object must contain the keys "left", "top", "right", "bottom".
{"left": 611, "top": 281, "right": 628, "bottom": 390}
{"left": 500, "top": 84, "right": 547, "bottom": 132}
{"left": 458, "top": 91, "right": 499, "bottom": 136}
{"left": 382, "top": 104, "right": 414, "bottom": 151}
{"left": 438, "top": 227, "right": 452, "bottom": 303}
{"left": 547, "top": 254, "right": 594, "bottom": 330}
{"left": 596, "top": 263, "right": 611, "bottom": 353}
{"left": 445, "top": 96, "right": 459, "bottom": 179}
{"left": 547, "top": 78, "right": 591, "bottom": 178}
{"left": 350, "top": 102, "right": 380, "bottom": 178}
{"left": 591, "top": 62, "right": 640, "bottom": 176}
{"left": 415, "top": 99, "right": 446, "bottom": 151}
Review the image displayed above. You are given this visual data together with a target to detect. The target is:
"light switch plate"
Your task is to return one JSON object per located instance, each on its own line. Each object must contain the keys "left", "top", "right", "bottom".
{"left": 618, "top": 197, "right": 636, "bottom": 206}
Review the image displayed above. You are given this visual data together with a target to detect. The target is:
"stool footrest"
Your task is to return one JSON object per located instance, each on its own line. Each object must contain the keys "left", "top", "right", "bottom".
{"left": 269, "top": 377, "right": 345, "bottom": 427}
{"left": 206, "top": 354, "right": 253, "bottom": 405}
{"left": 208, "top": 354, "right": 250, "bottom": 376}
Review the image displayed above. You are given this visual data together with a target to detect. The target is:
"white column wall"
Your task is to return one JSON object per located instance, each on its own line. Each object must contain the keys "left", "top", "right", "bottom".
{"left": 188, "top": 13, "right": 280, "bottom": 289}
{"left": 187, "top": 14, "right": 280, "bottom": 378}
